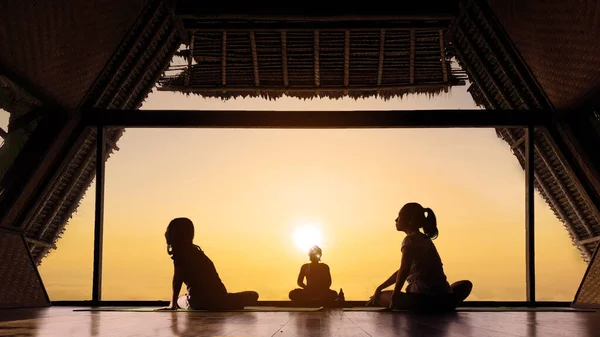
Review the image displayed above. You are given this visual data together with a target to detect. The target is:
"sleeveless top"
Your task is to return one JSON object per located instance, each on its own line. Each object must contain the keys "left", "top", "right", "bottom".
{"left": 402, "top": 232, "right": 451, "bottom": 295}
{"left": 173, "top": 246, "right": 227, "bottom": 302}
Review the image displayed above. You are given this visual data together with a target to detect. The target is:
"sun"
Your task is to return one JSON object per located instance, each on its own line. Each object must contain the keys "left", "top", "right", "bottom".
{"left": 293, "top": 225, "right": 323, "bottom": 253}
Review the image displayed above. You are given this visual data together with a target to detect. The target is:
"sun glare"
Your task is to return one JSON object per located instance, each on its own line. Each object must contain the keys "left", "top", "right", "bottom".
{"left": 292, "top": 225, "right": 323, "bottom": 253}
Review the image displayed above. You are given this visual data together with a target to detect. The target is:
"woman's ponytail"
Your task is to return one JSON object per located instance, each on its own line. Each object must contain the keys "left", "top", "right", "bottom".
{"left": 422, "top": 207, "right": 439, "bottom": 239}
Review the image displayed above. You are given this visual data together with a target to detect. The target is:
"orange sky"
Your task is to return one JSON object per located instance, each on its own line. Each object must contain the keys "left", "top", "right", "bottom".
{"left": 2, "top": 84, "right": 587, "bottom": 301}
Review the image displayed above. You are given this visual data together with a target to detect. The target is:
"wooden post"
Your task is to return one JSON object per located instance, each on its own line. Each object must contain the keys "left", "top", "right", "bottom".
{"left": 92, "top": 126, "right": 106, "bottom": 304}
{"left": 377, "top": 29, "right": 385, "bottom": 87}
{"left": 409, "top": 29, "right": 415, "bottom": 85}
{"left": 281, "top": 31, "right": 288, "bottom": 88}
{"left": 525, "top": 125, "right": 536, "bottom": 303}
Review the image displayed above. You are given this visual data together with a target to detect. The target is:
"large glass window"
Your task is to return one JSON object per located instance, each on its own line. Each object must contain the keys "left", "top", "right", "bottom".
{"left": 37, "top": 180, "right": 95, "bottom": 301}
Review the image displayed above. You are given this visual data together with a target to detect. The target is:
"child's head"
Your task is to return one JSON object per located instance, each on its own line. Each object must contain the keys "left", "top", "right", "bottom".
{"left": 308, "top": 245, "right": 322, "bottom": 262}
{"left": 165, "top": 217, "right": 195, "bottom": 255}
{"left": 395, "top": 202, "right": 438, "bottom": 239}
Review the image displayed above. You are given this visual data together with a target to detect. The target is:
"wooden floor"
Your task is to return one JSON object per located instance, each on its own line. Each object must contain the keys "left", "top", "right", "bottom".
{"left": 1, "top": 307, "right": 600, "bottom": 337}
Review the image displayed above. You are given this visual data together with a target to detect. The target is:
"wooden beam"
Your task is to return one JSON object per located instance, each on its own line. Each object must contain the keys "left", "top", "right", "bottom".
{"left": 525, "top": 124, "right": 535, "bottom": 303}
{"left": 511, "top": 134, "right": 526, "bottom": 150}
{"left": 250, "top": 31, "right": 260, "bottom": 90}
{"left": 183, "top": 20, "right": 452, "bottom": 32}
{"left": 106, "top": 137, "right": 120, "bottom": 152}
{"left": 30, "top": 148, "right": 95, "bottom": 240}
{"left": 84, "top": 108, "right": 549, "bottom": 129}
{"left": 409, "top": 29, "right": 415, "bottom": 84}
{"left": 281, "top": 31, "right": 289, "bottom": 87}
{"left": 94, "top": 2, "right": 164, "bottom": 106}
{"left": 185, "top": 33, "right": 195, "bottom": 88}
{"left": 377, "top": 29, "right": 385, "bottom": 87}
{"left": 92, "top": 126, "right": 106, "bottom": 304}
{"left": 457, "top": 24, "right": 514, "bottom": 109}
{"left": 0, "top": 112, "right": 84, "bottom": 227}
{"left": 504, "top": 128, "right": 589, "bottom": 260}
{"left": 578, "top": 236, "right": 600, "bottom": 245}
{"left": 222, "top": 31, "right": 227, "bottom": 88}
{"left": 439, "top": 30, "right": 448, "bottom": 83}
{"left": 535, "top": 135, "right": 596, "bottom": 237}
{"left": 159, "top": 82, "right": 465, "bottom": 94}
{"left": 120, "top": 30, "right": 178, "bottom": 109}
{"left": 24, "top": 237, "right": 56, "bottom": 250}
{"left": 314, "top": 30, "right": 320, "bottom": 88}
{"left": 0, "top": 126, "right": 7, "bottom": 139}
{"left": 344, "top": 30, "right": 350, "bottom": 94}
{"left": 107, "top": 13, "right": 171, "bottom": 107}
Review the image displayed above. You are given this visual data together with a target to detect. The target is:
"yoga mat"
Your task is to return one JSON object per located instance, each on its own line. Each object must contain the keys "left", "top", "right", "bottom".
{"left": 74, "top": 306, "right": 323, "bottom": 312}
{"left": 343, "top": 307, "right": 596, "bottom": 312}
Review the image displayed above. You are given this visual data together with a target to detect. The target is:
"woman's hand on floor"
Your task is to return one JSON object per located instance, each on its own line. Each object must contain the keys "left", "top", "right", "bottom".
{"left": 365, "top": 290, "right": 381, "bottom": 307}
{"left": 154, "top": 305, "right": 178, "bottom": 311}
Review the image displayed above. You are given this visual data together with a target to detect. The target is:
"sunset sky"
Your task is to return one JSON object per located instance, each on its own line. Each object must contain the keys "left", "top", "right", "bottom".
{"left": 0, "top": 84, "right": 588, "bottom": 301}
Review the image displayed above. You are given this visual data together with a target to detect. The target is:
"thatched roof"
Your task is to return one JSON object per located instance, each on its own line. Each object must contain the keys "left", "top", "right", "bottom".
{"left": 1, "top": 0, "right": 182, "bottom": 263}
{"left": 158, "top": 27, "right": 467, "bottom": 100}
{"left": 452, "top": 0, "right": 600, "bottom": 261}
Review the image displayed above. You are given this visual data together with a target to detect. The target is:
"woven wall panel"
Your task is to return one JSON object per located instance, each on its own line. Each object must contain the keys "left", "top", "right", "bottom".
{"left": 0, "top": 0, "right": 147, "bottom": 109}
{"left": 574, "top": 246, "right": 600, "bottom": 308}
{"left": 487, "top": 0, "right": 600, "bottom": 109}
{"left": 0, "top": 231, "right": 49, "bottom": 308}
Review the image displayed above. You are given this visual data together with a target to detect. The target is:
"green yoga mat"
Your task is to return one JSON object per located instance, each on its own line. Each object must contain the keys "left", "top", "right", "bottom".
{"left": 343, "top": 307, "right": 596, "bottom": 312}
{"left": 74, "top": 306, "right": 323, "bottom": 313}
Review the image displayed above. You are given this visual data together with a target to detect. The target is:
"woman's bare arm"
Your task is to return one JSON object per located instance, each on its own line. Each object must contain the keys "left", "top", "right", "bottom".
{"left": 391, "top": 249, "right": 413, "bottom": 303}
{"left": 156, "top": 265, "right": 183, "bottom": 311}
{"left": 297, "top": 265, "right": 307, "bottom": 288}
{"left": 325, "top": 265, "right": 332, "bottom": 289}
{"left": 377, "top": 270, "right": 399, "bottom": 291}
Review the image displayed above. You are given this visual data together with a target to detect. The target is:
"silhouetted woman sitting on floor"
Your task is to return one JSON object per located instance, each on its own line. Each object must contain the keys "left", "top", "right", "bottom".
{"left": 289, "top": 245, "right": 338, "bottom": 305}
{"left": 157, "top": 217, "right": 259, "bottom": 311}
{"left": 366, "top": 203, "right": 472, "bottom": 312}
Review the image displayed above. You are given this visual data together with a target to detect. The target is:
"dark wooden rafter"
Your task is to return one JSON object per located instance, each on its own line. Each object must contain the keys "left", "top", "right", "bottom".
{"left": 377, "top": 29, "right": 385, "bottom": 87}
{"left": 221, "top": 30, "right": 227, "bottom": 88}
{"left": 453, "top": 10, "right": 599, "bottom": 256}
{"left": 578, "top": 236, "right": 600, "bottom": 245}
{"left": 344, "top": 30, "right": 350, "bottom": 93}
{"left": 0, "top": 127, "right": 7, "bottom": 139}
{"left": 439, "top": 30, "right": 448, "bottom": 83}
{"left": 465, "top": 9, "right": 529, "bottom": 108}
{"left": 457, "top": 13, "right": 600, "bottom": 237}
{"left": 120, "top": 29, "right": 178, "bottom": 109}
{"left": 25, "top": 237, "right": 56, "bottom": 250}
{"left": 249, "top": 31, "right": 260, "bottom": 92}
{"left": 504, "top": 128, "right": 590, "bottom": 260}
{"left": 535, "top": 141, "right": 595, "bottom": 236}
{"left": 314, "top": 30, "right": 320, "bottom": 88}
{"left": 467, "top": 0, "right": 547, "bottom": 109}
{"left": 281, "top": 31, "right": 289, "bottom": 87}
{"left": 27, "top": 148, "right": 95, "bottom": 238}
{"left": 106, "top": 13, "right": 172, "bottom": 107}
{"left": 454, "top": 34, "right": 591, "bottom": 258}
{"left": 94, "top": 2, "right": 165, "bottom": 107}
{"left": 459, "top": 25, "right": 597, "bottom": 241}
{"left": 31, "top": 163, "right": 98, "bottom": 262}
{"left": 456, "top": 25, "right": 514, "bottom": 108}
{"left": 511, "top": 134, "right": 526, "bottom": 149}
{"left": 185, "top": 32, "right": 195, "bottom": 87}
{"left": 84, "top": 108, "right": 549, "bottom": 128}
{"left": 409, "top": 29, "right": 415, "bottom": 85}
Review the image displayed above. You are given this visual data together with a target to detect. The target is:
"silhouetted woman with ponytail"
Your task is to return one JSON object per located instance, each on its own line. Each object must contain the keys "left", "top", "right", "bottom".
{"left": 366, "top": 202, "right": 472, "bottom": 311}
